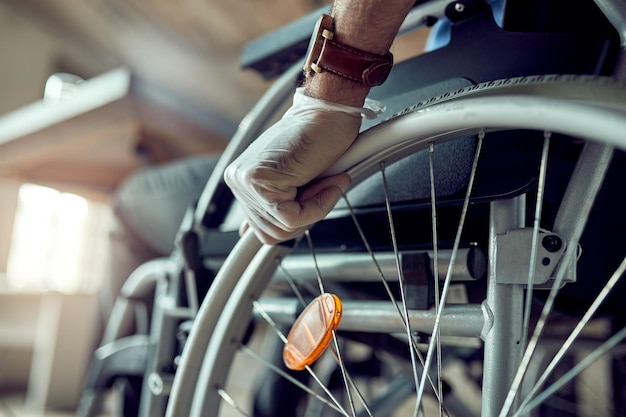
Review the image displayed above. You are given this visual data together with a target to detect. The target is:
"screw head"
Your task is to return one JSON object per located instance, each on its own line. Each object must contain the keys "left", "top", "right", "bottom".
{"left": 542, "top": 235, "right": 563, "bottom": 253}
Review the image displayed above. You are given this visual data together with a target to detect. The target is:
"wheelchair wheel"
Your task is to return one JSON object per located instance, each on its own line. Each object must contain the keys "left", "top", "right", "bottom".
{"left": 169, "top": 75, "right": 626, "bottom": 417}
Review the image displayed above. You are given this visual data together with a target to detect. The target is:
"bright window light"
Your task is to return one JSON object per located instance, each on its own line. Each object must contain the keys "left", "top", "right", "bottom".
{"left": 6, "top": 183, "right": 110, "bottom": 293}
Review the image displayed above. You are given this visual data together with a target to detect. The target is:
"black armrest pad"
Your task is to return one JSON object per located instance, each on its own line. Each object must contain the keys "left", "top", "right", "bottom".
{"left": 239, "top": 5, "right": 330, "bottom": 79}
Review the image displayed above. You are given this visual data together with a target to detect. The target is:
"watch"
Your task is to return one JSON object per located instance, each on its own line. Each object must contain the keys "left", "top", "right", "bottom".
{"left": 303, "top": 14, "right": 394, "bottom": 87}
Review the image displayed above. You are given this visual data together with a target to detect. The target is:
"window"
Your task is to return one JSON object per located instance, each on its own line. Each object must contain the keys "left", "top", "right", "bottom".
{"left": 6, "top": 183, "right": 111, "bottom": 293}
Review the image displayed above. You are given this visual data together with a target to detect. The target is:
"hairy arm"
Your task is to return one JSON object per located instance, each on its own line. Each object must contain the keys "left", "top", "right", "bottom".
{"left": 305, "top": 0, "right": 416, "bottom": 106}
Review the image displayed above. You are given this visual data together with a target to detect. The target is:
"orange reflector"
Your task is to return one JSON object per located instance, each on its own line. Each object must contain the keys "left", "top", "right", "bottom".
{"left": 283, "top": 293, "right": 343, "bottom": 371}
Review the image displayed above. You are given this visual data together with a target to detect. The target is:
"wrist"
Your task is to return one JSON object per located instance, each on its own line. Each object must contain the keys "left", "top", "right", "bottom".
{"left": 293, "top": 87, "right": 383, "bottom": 120}
{"left": 303, "top": 72, "right": 370, "bottom": 107}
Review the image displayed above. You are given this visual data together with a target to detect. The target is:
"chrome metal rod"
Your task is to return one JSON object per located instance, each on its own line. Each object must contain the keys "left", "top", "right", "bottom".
{"left": 255, "top": 298, "right": 485, "bottom": 338}
{"left": 272, "top": 247, "right": 486, "bottom": 284}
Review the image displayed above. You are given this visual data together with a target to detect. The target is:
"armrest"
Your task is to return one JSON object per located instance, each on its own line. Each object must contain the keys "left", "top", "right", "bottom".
{"left": 239, "top": 5, "right": 330, "bottom": 79}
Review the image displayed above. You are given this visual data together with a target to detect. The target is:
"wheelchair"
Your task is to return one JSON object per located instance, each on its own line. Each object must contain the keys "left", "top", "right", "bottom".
{"left": 79, "top": 0, "right": 626, "bottom": 416}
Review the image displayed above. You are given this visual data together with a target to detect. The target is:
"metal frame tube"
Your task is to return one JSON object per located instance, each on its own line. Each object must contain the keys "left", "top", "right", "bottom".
{"left": 256, "top": 298, "right": 486, "bottom": 338}
{"left": 481, "top": 196, "right": 527, "bottom": 417}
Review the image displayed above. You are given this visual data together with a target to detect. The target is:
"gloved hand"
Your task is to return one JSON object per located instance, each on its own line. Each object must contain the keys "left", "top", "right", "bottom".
{"left": 224, "top": 87, "right": 380, "bottom": 244}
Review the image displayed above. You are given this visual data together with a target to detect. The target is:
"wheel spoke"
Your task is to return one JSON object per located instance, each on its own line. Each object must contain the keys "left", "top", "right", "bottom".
{"left": 380, "top": 161, "right": 424, "bottom": 417}
{"left": 512, "top": 255, "right": 626, "bottom": 417}
{"left": 499, "top": 142, "right": 615, "bottom": 417}
{"left": 217, "top": 388, "right": 251, "bottom": 417}
{"left": 520, "top": 325, "right": 626, "bottom": 416}
{"left": 417, "top": 130, "right": 484, "bottom": 411}
{"left": 251, "top": 299, "right": 352, "bottom": 416}
{"left": 250, "top": 236, "right": 378, "bottom": 417}
{"left": 521, "top": 132, "right": 552, "bottom": 352}
{"left": 239, "top": 345, "right": 347, "bottom": 415}
{"left": 342, "top": 190, "right": 451, "bottom": 412}
{"left": 428, "top": 142, "right": 444, "bottom": 417}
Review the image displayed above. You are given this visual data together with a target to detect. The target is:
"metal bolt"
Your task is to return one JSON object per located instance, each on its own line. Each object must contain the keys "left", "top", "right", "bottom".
{"left": 542, "top": 234, "right": 563, "bottom": 253}
{"left": 149, "top": 372, "right": 174, "bottom": 396}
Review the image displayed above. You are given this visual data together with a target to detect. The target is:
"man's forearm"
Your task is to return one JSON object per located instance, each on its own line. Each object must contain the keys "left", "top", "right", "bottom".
{"left": 332, "top": 0, "right": 416, "bottom": 55}
{"left": 304, "top": 0, "right": 415, "bottom": 106}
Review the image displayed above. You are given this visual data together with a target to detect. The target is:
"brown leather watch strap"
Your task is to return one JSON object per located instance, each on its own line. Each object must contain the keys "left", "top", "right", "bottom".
{"left": 315, "top": 39, "right": 394, "bottom": 87}
{"left": 304, "top": 14, "right": 393, "bottom": 87}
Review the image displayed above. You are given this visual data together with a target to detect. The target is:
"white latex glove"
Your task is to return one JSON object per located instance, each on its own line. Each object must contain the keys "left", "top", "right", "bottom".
{"left": 224, "top": 87, "right": 381, "bottom": 244}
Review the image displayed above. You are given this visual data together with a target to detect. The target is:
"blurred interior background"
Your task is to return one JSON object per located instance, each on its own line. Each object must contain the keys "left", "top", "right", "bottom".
{"left": 0, "top": 0, "right": 429, "bottom": 415}
{"left": 0, "top": 0, "right": 325, "bottom": 414}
